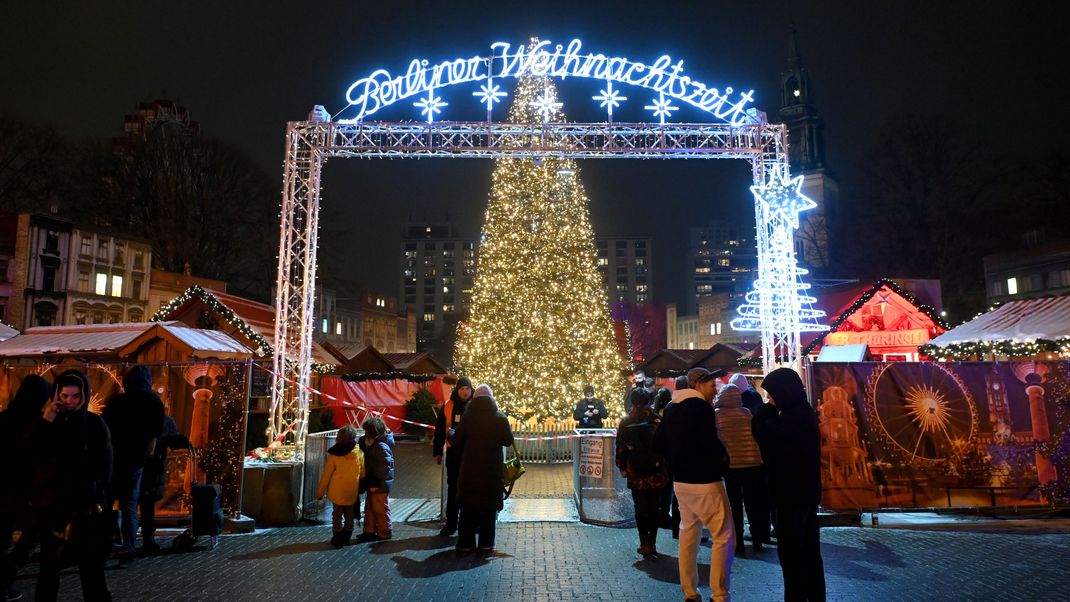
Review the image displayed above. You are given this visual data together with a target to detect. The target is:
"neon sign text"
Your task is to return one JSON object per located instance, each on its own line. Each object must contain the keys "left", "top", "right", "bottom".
{"left": 341, "top": 39, "right": 755, "bottom": 125}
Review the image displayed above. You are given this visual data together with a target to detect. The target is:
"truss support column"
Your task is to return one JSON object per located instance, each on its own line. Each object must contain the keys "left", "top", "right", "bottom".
{"left": 270, "top": 121, "right": 327, "bottom": 460}
{"left": 752, "top": 125, "right": 802, "bottom": 375}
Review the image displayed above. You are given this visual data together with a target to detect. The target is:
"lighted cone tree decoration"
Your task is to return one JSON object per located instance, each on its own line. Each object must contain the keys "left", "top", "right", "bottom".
{"left": 730, "top": 167, "right": 828, "bottom": 367}
{"left": 456, "top": 74, "right": 628, "bottom": 421}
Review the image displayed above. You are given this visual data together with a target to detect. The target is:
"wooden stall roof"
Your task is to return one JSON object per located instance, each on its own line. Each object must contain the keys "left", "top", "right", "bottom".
{"left": 157, "top": 285, "right": 340, "bottom": 368}
{"left": 381, "top": 351, "right": 449, "bottom": 374}
{"left": 0, "top": 321, "right": 252, "bottom": 360}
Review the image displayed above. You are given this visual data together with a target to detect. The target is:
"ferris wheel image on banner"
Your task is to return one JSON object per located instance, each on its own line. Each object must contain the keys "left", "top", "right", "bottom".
{"left": 866, "top": 363, "right": 979, "bottom": 465}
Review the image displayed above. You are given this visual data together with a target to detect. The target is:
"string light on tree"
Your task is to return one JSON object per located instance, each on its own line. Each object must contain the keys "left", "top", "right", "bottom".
{"left": 456, "top": 73, "right": 627, "bottom": 421}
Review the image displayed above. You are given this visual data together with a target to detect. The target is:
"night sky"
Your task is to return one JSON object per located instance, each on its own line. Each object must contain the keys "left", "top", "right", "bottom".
{"left": 2, "top": 1, "right": 1066, "bottom": 308}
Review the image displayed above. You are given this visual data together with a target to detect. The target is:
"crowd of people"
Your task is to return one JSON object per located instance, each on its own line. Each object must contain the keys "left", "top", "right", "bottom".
{"left": 0, "top": 366, "right": 188, "bottom": 602}
{"left": 615, "top": 367, "right": 826, "bottom": 602}
{"left": 319, "top": 378, "right": 516, "bottom": 554}
{"left": 0, "top": 362, "right": 822, "bottom": 602}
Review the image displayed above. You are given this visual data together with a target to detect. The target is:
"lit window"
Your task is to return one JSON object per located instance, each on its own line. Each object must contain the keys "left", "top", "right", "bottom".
{"left": 95, "top": 273, "right": 108, "bottom": 296}
{"left": 111, "top": 275, "right": 123, "bottom": 297}
{"left": 423, "top": 313, "right": 435, "bottom": 322}
{"left": 716, "top": 322, "right": 722, "bottom": 335}
{"left": 718, "top": 259, "right": 730, "bottom": 266}
{"left": 597, "top": 257, "right": 608, "bottom": 266}
{"left": 335, "top": 322, "right": 342, "bottom": 335}
{"left": 1006, "top": 277, "right": 1018, "bottom": 295}
{"left": 710, "top": 323, "right": 716, "bottom": 336}
{"left": 322, "top": 318, "right": 328, "bottom": 333}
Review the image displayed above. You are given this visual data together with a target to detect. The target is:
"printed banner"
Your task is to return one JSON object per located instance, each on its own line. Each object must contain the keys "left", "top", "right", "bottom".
{"left": 811, "top": 361, "right": 1070, "bottom": 509}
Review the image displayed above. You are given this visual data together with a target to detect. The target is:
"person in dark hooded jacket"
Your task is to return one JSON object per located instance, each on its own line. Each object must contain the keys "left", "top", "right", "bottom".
{"left": 753, "top": 368, "right": 825, "bottom": 602}
{"left": 1, "top": 375, "right": 51, "bottom": 601}
{"left": 138, "top": 414, "right": 190, "bottom": 554}
{"left": 450, "top": 384, "right": 514, "bottom": 553}
{"left": 357, "top": 416, "right": 395, "bottom": 541}
{"left": 102, "top": 366, "right": 165, "bottom": 563}
{"left": 20, "top": 369, "right": 113, "bottom": 602}
{"left": 433, "top": 376, "right": 474, "bottom": 536}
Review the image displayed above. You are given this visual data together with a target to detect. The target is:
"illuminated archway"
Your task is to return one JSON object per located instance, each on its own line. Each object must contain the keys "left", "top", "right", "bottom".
{"left": 270, "top": 38, "right": 828, "bottom": 457}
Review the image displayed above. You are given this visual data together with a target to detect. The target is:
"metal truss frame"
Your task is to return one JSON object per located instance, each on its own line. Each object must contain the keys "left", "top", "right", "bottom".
{"left": 271, "top": 118, "right": 797, "bottom": 457}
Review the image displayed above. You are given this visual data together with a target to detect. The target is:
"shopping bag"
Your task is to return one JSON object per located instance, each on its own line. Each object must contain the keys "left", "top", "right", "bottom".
{"left": 503, "top": 443, "right": 526, "bottom": 499}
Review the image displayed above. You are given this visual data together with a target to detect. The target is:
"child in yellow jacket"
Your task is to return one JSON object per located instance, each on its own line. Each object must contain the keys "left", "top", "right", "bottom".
{"left": 316, "top": 425, "right": 364, "bottom": 547}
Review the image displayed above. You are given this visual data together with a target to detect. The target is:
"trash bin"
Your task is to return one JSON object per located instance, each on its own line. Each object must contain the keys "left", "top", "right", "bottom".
{"left": 572, "top": 429, "right": 633, "bottom": 526}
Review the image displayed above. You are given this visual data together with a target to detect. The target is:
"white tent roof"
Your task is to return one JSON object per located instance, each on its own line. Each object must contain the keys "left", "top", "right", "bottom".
{"left": 929, "top": 295, "right": 1070, "bottom": 347}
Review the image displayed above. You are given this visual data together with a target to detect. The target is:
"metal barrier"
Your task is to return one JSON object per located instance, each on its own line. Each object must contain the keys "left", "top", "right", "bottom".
{"left": 513, "top": 419, "right": 619, "bottom": 464}
{"left": 301, "top": 429, "right": 339, "bottom": 520}
{"left": 572, "top": 429, "right": 633, "bottom": 526}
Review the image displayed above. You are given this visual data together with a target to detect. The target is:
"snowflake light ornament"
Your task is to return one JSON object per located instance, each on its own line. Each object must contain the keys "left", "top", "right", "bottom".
{"left": 644, "top": 92, "right": 678, "bottom": 124}
{"left": 750, "top": 168, "right": 817, "bottom": 228}
{"left": 592, "top": 81, "right": 627, "bottom": 119}
{"left": 473, "top": 82, "right": 507, "bottom": 112}
{"left": 414, "top": 89, "right": 448, "bottom": 124}
{"left": 530, "top": 86, "right": 563, "bottom": 121}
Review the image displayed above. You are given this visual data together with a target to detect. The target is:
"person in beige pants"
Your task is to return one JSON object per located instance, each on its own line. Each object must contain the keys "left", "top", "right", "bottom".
{"left": 655, "top": 367, "right": 735, "bottom": 602}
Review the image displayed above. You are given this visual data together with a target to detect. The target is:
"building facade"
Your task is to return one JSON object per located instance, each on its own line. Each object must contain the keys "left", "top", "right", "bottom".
{"left": 314, "top": 286, "right": 416, "bottom": 353}
{"left": 686, "top": 220, "right": 755, "bottom": 315}
{"left": 399, "top": 222, "right": 477, "bottom": 346}
{"left": 778, "top": 25, "right": 838, "bottom": 271}
{"left": 65, "top": 226, "right": 152, "bottom": 325}
{"left": 8, "top": 213, "right": 73, "bottom": 329}
{"left": 984, "top": 238, "right": 1070, "bottom": 306}
{"left": 148, "top": 267, "right": 227, "bottom": 316}
{"left": 596, "top": 236, "right": 653, "bottom": 304}
{"left": 399, "top": 221, "right": 651, "bottom": 346}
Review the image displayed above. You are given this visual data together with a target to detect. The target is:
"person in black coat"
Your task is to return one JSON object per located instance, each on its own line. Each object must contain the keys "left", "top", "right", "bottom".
{"left": 102, "top": 366, "right": 165, "bottom": 563}
{"left": 139, "top": 415, "right": 190, "bottom": 553}
{"left": 450, "top": 384, "right": 514, "bottom": 553}
{"left": 0, "top": 375, "right": 51, "bottom": 601}
{"left": 433, "top": 376, "right": 474, "bottom": 536}
{"left": 753, "top": 368, "right": 825, "bottom": 602}
{"left": 572, "top": 385, "right": 608, "bottom": 429}
{"left": 21, "top": 369, "right": 114, "bottom": 602}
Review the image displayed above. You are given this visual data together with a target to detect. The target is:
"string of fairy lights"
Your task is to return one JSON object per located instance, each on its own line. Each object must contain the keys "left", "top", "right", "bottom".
{"left": 152, "top": 284, "right": 335, "bottom": 374}
{"left": 455, "top": 74, "right": 628, "bottom": 421}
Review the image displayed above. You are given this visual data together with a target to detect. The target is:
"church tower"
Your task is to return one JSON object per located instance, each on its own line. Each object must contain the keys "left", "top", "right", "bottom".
{"left": 778, "top": 25, "right": 837, "bottom": 271}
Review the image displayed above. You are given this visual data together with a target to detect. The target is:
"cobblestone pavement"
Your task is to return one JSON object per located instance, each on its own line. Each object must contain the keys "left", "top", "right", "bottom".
{"left": 14, "top": 520, "right": 1070, "bottom": 601}
{"left": 393, "top": 440, "right": 573, "bottom": 500}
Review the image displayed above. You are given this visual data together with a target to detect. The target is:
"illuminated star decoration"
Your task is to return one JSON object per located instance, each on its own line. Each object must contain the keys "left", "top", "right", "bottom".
{"left": 414, "top": 89, "right": 448, "bottom": 124}
{"left": 644, "top": 92, "right": 678, "bottom": 124}
{"left": 530, "top": 86, "right": 563, "bottom": 121}
{"left": 592, "top": 81, "right": 627, "bottom": 119}
{"left": 473, "top": 82, "right": 507, "bottom": 112}
{"left": 749, "top": 168, "right": 817, "bottom": 229}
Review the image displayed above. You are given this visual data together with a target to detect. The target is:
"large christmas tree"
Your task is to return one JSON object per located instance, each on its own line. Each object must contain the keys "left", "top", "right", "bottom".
{"left": 456, "top": 75, "right": 627, "bottom": 421}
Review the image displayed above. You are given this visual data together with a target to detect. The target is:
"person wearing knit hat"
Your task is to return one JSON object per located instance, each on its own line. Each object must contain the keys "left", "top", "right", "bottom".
{"left": 572, "top": 385, "right": 608, "bottom": 429}
{"left": 653, "top": 366, "right": 734, "bottom": 602}
{"left": 433, "top": 376, "right": 474, "bottom": 537}
{"left": 714, "top": 381, "right": 770, "bottom": 554}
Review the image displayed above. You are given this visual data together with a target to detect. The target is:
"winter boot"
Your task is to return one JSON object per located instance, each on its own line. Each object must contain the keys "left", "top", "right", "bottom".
{"left": 636, "top": 533, "right": 653, "bottom": 557}
{"left": 342, "top": 530, "right": 353, "bottom": 546}
{"left": 330, "top": 531, "right": 344, "bottom": 548}
{"left": 647, "top": 532, "right": 660, "bottom": 559}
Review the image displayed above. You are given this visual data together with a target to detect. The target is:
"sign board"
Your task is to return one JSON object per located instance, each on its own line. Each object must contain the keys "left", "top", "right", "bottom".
{"left": 251, "top": 364, "right": 271, "bottom": 398}
{"left": 578, "top": 437, "right": 605, "bottom": 478}
{"left": 825, "top": 328, "right": 930, "bottom": 349}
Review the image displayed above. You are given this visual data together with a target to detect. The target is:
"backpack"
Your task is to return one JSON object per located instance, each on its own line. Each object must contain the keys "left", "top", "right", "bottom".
{"left": 622, "top": 420, "right": 660, "bottom": 476}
